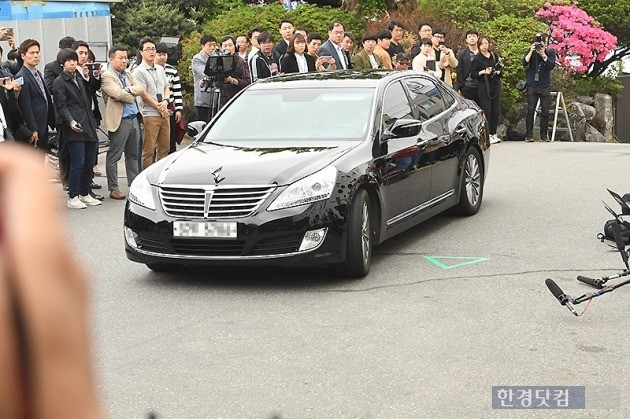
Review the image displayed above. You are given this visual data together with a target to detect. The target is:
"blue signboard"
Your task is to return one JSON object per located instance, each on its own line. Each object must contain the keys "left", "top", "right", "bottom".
{"left": 0, "top": 1, "right": 110, "bottom": 21}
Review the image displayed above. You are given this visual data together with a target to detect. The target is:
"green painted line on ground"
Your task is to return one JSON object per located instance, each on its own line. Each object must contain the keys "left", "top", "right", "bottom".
{"left": 424, "top": 256, "right": 489, "bottom": 270}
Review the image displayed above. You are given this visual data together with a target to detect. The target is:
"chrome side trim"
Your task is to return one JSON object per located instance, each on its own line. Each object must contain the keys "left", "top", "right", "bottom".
{"left": 386, "top": 189, "right": 454, "bottom": 226}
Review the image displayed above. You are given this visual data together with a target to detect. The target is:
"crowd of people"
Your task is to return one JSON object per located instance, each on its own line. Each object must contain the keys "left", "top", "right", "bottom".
{"left": 159, "top": 19, "right": 554, "bottom": 143}
{"left": 0, "top": 19, "right": 556, "bottom": 210}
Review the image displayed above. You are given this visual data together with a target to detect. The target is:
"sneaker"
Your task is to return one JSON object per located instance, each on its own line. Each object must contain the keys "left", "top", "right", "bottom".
{"left": 490, "top": 134, "right": 502, "bottom": 144}
{"left": 79, "top": 194, "right": 102, "bottom": 206}
{"left": 68, "top": 196, "right": 87, "bottom": 209}
{"left": 525, "top": 137, "right": 535, "bottom": 142}
{"left": 541, "top": 137, "right": 551, "bottom": 142}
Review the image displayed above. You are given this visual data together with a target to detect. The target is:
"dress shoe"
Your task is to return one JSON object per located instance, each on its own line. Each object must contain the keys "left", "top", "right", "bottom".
{"left": 90, "top": 182, "right": 102, "bottom": 189}
{"left": 109, "top": 190, "right": 127, "bottom": 200}
{"left": 90, "top": 191, "right": 105, "bottom": 201}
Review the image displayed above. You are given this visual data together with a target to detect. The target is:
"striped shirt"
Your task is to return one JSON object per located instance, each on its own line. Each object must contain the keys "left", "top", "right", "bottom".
{"left": 164, "top": 63, "right": 183, "bottom": 112}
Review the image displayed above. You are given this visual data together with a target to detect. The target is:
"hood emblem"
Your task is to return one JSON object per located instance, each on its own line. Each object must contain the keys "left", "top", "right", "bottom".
{"left": 211, "top": 166, "right": 225, "bottom": 185}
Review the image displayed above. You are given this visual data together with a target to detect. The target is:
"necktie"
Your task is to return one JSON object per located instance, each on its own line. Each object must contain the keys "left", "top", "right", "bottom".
{"left": 34, "top": 71, "right": 48, "bottom": 103}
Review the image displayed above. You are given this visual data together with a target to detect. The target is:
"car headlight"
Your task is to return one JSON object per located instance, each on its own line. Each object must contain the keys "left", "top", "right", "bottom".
{"left": 128, "top": 172, "right": 156, "bottom": 210}
{"left": 268, "top": 166, "right": 337, "bottom": 211}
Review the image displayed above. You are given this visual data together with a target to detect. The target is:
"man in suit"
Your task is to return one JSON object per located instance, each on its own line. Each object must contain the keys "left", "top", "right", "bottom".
{"left": 318, "top": 22, "right": 349, "bottom": 70}
{"left": 44, "top": 36, "right": 75, "bottom": 90}
{"left": 273, "top": 18, "right": 294, "bottom": 57}
{"left": 16, "top": 39, "right": 55, "bottom": 151}
{"left": 72, "top": 40, "right": 104, "bottom": 200}
{"left": 100, "top": 46, "right": 145, "bottom": 200}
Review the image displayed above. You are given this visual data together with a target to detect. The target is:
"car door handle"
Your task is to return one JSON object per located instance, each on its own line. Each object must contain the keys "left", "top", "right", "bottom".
{"left": 455, "top": 125, "right": 467, "bottom": 135}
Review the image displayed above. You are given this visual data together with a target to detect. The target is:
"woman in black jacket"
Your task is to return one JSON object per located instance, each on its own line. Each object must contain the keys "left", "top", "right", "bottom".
{"left": 280, "top": 33, "right": 316, "bottom": 74}
{"left": 471, "top": 35, "right": 503, "bottom": 144}
{"left": 51, "top": 49, "right": 100, "bottom": 209}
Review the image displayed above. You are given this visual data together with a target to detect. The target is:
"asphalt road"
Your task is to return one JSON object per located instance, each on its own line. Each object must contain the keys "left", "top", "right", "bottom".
{"left": 66, "top": 141, "right": 630, "bottom": 418}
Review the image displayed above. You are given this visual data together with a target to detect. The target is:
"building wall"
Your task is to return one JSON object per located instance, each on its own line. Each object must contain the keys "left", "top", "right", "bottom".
{"left": 0, "top": 1, "right": 113, "bottom": 66}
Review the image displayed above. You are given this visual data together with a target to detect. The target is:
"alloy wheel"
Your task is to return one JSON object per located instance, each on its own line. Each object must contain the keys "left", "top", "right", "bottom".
{"left": 465, "top": 154, "right": 481, "bottom": 206}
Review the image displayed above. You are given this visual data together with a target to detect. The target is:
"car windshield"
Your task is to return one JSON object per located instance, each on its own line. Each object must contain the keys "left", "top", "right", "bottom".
{"left": 204, "top": 87, "right": 375, "bottom": 143}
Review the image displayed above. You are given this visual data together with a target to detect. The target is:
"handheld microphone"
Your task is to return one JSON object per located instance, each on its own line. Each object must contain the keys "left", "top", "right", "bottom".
{"left": 545, "top": 278, "right": 578, "bottom": 316}
{"left": 577, "top": 275, "right": 604, "bottom": 289}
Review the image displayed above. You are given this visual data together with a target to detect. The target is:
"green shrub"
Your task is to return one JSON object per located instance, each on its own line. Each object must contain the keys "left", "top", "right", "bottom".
{"left": 552, "top": 72, "right": 623, "bottom": 101}
{"left": 177, "top": 3, "right": 365, "bottom": 115}
{"left": 203, "top": 4, "right": 364, "bottom": 42}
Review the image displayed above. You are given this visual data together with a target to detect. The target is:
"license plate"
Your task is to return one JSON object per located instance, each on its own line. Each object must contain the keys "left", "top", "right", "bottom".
{"left": 173, "top": 221, "right": 237, "bottom": 239}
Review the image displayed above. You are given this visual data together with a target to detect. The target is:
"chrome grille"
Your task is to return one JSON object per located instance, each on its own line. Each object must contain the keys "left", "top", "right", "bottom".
{"left": 159, "top": 185, "right": 276, "bottom": 219}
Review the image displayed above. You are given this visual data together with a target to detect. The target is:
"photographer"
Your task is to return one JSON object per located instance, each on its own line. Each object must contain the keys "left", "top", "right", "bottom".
{"left": 471, "top": 35, "right": 503, "bottom": 144}
{"left": 217, "top": 35, "right": 251, "bottom": 108}
{"left": 523, "top": 33, "right": 556, "bottom": 142}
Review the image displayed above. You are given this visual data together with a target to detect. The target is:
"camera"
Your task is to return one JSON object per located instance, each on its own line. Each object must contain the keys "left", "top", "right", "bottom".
{"left": 438, "top": 41, "right": 445, "bottom": 47}
{"left": 490, "top": 61, "right": 504, "bottom": 76}
{"left": 534, "top": 33, "right": 544, "bottom": 51}
{"left": 204, "top": 50, "right": 235, "bottom": 79}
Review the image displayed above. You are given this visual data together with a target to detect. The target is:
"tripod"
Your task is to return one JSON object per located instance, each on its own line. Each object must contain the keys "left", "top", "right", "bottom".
{"left": 203, "top": 77, "right": 224, "bottom": 124}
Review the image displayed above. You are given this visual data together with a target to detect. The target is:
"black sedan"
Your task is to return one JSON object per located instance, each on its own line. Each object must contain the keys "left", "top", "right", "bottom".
{"left": 124, "top": 70, "right": 490, "bottom": 277}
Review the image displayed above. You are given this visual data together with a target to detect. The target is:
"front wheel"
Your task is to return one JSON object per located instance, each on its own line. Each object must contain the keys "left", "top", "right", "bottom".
{"left": 338, "top": 188, "right": 372, "bottom": 278}
{"left": 454, "top": 147, "right": 484, "bottom": 216}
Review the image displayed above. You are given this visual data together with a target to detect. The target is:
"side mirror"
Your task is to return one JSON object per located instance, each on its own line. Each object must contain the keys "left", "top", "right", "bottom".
{"left": 187, "top": 121, "right": 207, "bottom": 140}
{"left": 382, "top": 118, "right": 423, "bottom": 141}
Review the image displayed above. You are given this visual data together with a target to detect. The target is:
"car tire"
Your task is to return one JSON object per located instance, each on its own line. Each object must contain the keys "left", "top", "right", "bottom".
{"left": 454, "top": 147, "right": 483, "bottom": 216}
{"left": 339, "top": 188, "right": 372, "bottom": 278}
{"left": 146, "top": 263, "right": 180, "bottom": 272}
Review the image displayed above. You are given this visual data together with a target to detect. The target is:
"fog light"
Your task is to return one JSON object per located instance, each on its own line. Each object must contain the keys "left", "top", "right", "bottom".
{"left": 298, "top": 228, "right": 327, "bottom": 252}
{"left": 124, "top": 227, "right": 138, "bottom": 248}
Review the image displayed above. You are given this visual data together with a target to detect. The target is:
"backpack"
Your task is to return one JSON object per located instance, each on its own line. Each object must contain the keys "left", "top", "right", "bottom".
{"left": 599, "top": 219, "right": 630, "bottom": 245}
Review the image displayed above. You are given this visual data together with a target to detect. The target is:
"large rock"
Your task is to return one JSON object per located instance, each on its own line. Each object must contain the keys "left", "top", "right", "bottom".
{"left": 584, "top": 124, "right": 607, "bottom": 142}
{"left": 572, "top": 102, "right": 596, "bottom": 121}
{"left": 516, "top": 118, "right": 527, "bottom": 137}
{"left": 593, "top": 93, "right": 614, "bottom": 140}
{"left": 567, "top": 102, "right": 587, "bottom": 141}
{"left": 496, "top": 117, "right": 509, "bottom": 139}
{"left": 577, "top": 96, "right": 595, "bottom": 106}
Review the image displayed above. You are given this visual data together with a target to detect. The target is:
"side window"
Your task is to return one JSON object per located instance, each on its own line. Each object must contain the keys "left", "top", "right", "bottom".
{"left": 438, "top": 85, "right": 456, "bottom": 108}
{"left": 381, "top": 81, "right": 413, "bottom": 131}
{"left": 403, "top": 78, "right": 447, "bottom": 120}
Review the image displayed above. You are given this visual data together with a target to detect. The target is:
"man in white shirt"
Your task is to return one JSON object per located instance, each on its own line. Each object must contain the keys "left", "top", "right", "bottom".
{"left": 132, "top": 37, "right": 170, "bottom": 169}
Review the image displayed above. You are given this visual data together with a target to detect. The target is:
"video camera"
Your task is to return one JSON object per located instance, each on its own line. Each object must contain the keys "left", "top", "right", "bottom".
{"left": 534, "top": 33, "right": 544, "bottom": 51}
{"left": 203, "top": 50, "right": 236, "bottom": 82}
{"left": 160, "top": 37, "right": 183, "bottom": 66}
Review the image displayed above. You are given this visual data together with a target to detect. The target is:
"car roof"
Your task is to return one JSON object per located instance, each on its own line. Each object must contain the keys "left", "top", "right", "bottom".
{"left": 250, "top": 69, "right": 430, "bottom": 90}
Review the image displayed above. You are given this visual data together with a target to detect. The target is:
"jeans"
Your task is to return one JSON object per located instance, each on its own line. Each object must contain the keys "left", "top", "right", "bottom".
{"left": 67, "top": 141, "right": 97, "bottom": 198}
{"left": 526, "top": 85, "right": 551, "bottom": 139}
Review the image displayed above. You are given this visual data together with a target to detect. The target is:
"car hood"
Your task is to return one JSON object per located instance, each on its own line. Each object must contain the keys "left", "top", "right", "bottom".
{"left": 148, "top": 141, "right": 357, "bottom": 186}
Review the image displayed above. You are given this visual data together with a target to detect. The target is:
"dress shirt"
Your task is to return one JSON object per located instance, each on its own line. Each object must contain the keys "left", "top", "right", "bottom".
{"left": 295, "top": 53, "right": 308, "bottom": 73}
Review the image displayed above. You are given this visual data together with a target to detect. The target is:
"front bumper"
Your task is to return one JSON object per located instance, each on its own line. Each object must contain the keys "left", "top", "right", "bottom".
{"left": 124, "top": 196, "right": 349, "bottom": 268}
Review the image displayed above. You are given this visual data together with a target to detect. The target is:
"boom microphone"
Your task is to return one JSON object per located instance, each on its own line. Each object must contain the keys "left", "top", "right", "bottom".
{"left": 577, "top": 275, "right": 604, "bottom": 289}
{"left": 545, "top": 278, "right": 578, "bottom": 316}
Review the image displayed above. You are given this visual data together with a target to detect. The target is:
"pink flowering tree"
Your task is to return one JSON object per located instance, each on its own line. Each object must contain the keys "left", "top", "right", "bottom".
{"left": 535, "top": 2, "right": 617, "bottom": 76}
